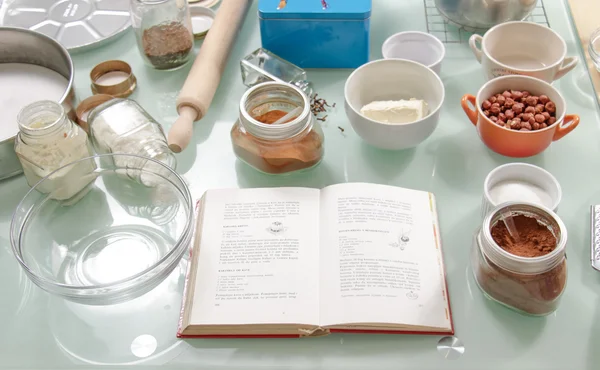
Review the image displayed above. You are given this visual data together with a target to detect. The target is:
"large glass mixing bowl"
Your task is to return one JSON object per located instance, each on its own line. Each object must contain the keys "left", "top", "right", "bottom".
{"left": 10, "top": 154, "right": 194, "bottom": 305}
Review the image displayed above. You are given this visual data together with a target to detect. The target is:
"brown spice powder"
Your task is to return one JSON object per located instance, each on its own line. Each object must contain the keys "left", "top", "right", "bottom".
{"left": 491, "top": 215, "right": 557, "bottom": 257}
{"left": 142, "top": 22, "right": 193, "bottom": 70}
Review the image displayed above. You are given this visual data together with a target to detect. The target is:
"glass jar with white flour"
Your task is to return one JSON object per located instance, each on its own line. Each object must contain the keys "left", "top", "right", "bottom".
{"left": 15, "top": 100, "right": 96, "bottom": 200}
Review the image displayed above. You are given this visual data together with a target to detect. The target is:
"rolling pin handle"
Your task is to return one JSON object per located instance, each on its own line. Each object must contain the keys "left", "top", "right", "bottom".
{"left": 168, "top": 106, "right": 199, "bottom": 153}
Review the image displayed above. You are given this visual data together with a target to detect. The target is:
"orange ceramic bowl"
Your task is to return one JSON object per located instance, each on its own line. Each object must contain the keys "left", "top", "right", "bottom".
{"left": 461, "top": 75, "right": 579, "bottom": 157}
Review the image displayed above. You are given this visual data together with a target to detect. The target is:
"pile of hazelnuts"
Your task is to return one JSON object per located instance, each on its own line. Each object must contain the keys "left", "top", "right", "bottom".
{"left": 481, "top": 90, "right": 557, "bottom": 131}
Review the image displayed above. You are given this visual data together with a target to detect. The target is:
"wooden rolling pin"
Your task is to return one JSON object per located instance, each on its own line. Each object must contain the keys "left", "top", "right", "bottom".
{"left": 167, "top": 0, "right": 252, "bottom": 153}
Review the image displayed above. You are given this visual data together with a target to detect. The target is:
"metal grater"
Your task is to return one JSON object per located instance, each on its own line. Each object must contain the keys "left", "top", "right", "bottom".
{"left": 591, "top": 206, "right": 600, "bottom": 271}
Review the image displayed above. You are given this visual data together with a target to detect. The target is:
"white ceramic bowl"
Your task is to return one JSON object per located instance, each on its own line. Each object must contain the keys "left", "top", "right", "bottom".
{"left": 481, "top": 163, "right": 561, "bottom": 219}
{"left": 344, "top": 59, "right": 445, "bottom": 150}
{"left": 382, "top": 31, "right": 445, "bottom": 75}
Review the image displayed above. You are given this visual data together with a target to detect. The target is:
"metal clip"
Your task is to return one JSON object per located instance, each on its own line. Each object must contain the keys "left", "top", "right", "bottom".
{"left": 591, "top": 205, "right": 600, "bottom": 271}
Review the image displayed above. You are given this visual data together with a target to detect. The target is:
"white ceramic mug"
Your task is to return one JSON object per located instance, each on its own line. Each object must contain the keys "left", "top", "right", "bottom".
{"left": 469, "top": 21, "right": 579, "bottom": 83}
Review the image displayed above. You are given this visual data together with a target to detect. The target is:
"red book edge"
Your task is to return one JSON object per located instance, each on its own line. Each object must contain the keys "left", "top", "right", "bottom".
{"left": 176, "top": 194, "right": 455, "bottom": 338}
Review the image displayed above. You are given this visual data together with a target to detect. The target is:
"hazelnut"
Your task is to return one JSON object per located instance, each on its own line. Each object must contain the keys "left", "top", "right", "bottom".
{"left": 498, "top": 113, "right": 506, "bottom": 121}
{"left": 513, "top": 103, "right": 524, "bottom": 114}
{"left": 502, "top": 91, "right": 512, "bottom": 98}
{"left": 528, "top": 117, "right": 536, "bottom": 125}
{"left": 505, "top": 98, "right": 515, "bottom": 108}
{"left": 483, "top": 110, "right": 490, "bottom": 116}
{"left": 497, "top": 95, "right": 506, "bottom": 105}
{"left": 511, "top": 90, "right": 524, "bottom": 101}
{"left": 490, "top": 116, "right": 498, "bottom": 122}
{"left": 505, "top": 109, "right": 515, "bottom": 119}
{"left": 522, "top": 91, "right": 531, "bottom": 98}
{"left": 512, "top": 117, "right": 521, "bottom": 125}
{"left": 535, "top": 113, "right": 546, "bottom": 123}
{"left": 525, "top": 96, "right": 539, "bottom": 106}
{"left": 497, "top": 120, "right": 505, "bottom": 126}
{"left": 522, "top": 113, "right": 533, "bottom": 122}
{"left": 510, "top": 120, "right": 521, "bottom": 130}
{"left": 525, "top": 106, "right": 536, "bottom": 114}
{"left": 520, "top": 128, "right": 531, "bottom": 131}
{"left": 542, "top": 112, "right": 551, "bottom": 120}
{"left": 545, "top": 101, "right": 556, "bottom": 113}
{"left": 548, "top": 117, "right": 556, "bottom": 125}
{"left": 522, "top": 121, "right": 533, "bottom": 130}
{"left": 482, "top": 100, "right": 492, "bottom": 110}
{"left": 535, "top": 104, "right": 545, "bottom": 114}
{"left": 489, "top": 96, "right": 497, "bottom": 104}
{"left": 492, "top": 102, "right": 500, "bottom": 109}
{"left": 539, "top": 95, "right": 549, "bottom": 104}
{"left": 540, "top": 123, "right": 548, "bottom": 129}
{"left": 490, "top": 106, "right": 501, "bottom": 115}
{"left": 532, "top": 122, "right": 540, "bottom": 130}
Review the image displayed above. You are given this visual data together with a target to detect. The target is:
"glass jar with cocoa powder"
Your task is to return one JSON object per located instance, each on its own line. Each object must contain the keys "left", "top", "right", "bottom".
{"left": 231, "top": 81, "right": 324, "bottom": 175}
{"left": 471, "top": 202, "right": 568, "bottom": 316}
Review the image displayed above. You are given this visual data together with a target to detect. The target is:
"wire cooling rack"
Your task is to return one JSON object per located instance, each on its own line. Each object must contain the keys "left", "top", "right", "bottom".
{"left": 424, "top": 0, "right": 550, "bottom": 43}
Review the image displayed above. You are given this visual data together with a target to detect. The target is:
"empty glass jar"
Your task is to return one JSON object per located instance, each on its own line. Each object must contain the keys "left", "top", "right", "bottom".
{"left": 231, "top": 82, "right": 324, "bottom": 175}
{"left": 130, "top": 0, "right": 194, "bottom": 70}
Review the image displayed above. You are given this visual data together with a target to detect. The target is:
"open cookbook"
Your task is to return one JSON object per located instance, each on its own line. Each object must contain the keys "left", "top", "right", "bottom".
{"left": 178, "top": 183, "right": 453, "bottom": 338}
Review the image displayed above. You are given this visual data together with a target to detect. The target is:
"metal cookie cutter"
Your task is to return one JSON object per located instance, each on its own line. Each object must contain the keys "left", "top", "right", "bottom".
{"left": 591, "top": 205, "right": 600, "bottom": 271}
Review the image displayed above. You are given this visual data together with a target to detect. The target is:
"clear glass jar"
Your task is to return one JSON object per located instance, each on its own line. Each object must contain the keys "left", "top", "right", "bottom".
{"left": 15, "top": 100, "right": 96, "bottom": 200}
{"left": 471, "top": 201, "right": 568, "bottom": 316}
{"left": 87, "top": 99, "right": 177, "bottom": 173}
{"left": 231, "top": 81, "right": 324, "bottom": 175}
{"left": 241, "top": 48, "right": 313, "bottom": 97}
{"left": 130, "top": 0, "right": 194, "bottom": 70}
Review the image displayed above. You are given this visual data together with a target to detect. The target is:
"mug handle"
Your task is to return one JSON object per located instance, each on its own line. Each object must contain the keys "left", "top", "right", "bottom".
{"left": 554, "top": 56, "right": 579, "bottom": 80}
{"left": 461, "top": 95, "right": 478, "bottom": 126}
{"left": 468, "top": 35, "right": 484, "bottom": 63}
{"left": 553, "top": 114, "right": 580, "bottom": 141}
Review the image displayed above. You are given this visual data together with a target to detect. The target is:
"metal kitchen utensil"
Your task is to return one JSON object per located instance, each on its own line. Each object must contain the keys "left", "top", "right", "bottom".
{"left": 590, "top": 205, "right": 600, "bottom": 271}
{"left": 0, "top": 27, "right": 77, "bottom": 180}
{"left": 1, "top": 0, "right": 131, "bottom": 53}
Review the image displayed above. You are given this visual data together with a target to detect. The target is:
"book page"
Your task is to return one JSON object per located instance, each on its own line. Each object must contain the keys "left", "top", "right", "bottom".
{"left": 190, "top": 188, "right": 321, "bottom": 326}
{"left": 319, "top": 183, "right": 450, "bottom": 330}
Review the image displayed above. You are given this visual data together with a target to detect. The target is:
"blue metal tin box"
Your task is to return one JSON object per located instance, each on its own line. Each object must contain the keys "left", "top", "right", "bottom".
{"left": 258, "top": 0, "right": 372, "bottom": 69}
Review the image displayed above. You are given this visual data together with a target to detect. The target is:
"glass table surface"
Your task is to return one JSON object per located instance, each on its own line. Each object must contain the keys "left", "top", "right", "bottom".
{"left": 1, "top": 0, "right": 599, "bottom": 368}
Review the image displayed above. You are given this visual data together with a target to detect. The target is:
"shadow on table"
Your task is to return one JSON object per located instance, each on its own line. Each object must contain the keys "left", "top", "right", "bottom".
{"left": 235, "top": 161, "right": 340, "bottom": 189}
{"left": 429, "top": 129, "right": 547, "bottom": 194}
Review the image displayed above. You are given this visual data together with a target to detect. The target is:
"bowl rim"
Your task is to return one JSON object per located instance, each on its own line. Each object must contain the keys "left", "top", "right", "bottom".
{"left": 481, "top": 21, "right": 567, "bottom": 73}
{"left": 344, "top": 58, "right": 445, "bottom": 127}
{"left": 9, "top": 153, "right": 195, "bottom": 292}
{"left": 381, "top": 31, "right": 446, "bottom": 69}
{"left": 474, "top": 74, "right": 566, "bottom": 134}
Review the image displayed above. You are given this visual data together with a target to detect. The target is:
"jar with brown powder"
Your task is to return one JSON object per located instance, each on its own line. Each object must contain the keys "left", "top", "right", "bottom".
{"left": 130, "top": 0, "right": 194, "bottom": 70}
{"left": 471, "top": 202, "right": 568, "bottom": 316}
{"left": 231, "top": 81, "right": 324, "bottom": 175}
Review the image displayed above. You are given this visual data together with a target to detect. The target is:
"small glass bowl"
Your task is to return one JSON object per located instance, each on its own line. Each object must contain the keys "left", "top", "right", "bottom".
{"left": 10, "top": 154, "right": 194, "bottom": 305}
{"left": 589, "top": 27, "right": 600, "bottom": 72}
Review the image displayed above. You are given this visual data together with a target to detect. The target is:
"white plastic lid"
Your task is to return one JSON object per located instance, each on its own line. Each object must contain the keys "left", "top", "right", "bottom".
{"left": 189, "top": 5, "right": 215, "bottom": 38}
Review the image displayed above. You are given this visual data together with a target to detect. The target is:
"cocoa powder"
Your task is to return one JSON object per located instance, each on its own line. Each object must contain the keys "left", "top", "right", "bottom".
{"left": 475, "top": 214, "right": 566, "bottom": 316}
{"left": 491, "top": 215, "right": 557, "bottom": 257}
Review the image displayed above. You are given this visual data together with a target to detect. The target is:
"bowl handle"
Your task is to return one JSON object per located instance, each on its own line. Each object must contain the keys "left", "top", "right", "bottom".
{"left": 468, "top": 35, "right": 483, "bottom": 63}
{"left": 553, "top": 114, "right": 580, "bottom": 141}
{"left": 461, "top": 95, "right": 478, "bottom": 126}
{"left": 554, "top": 56, "right": 579, "bottom": 81}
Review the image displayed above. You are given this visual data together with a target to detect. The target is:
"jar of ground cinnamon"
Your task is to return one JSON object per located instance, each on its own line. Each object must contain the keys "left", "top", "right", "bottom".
{"left": 231, "top": 82, "right": 324, "bottom": 175}
{"left": 130, "top": 0, "right": 194, "bottom": 70}
{"left": 471, "top": 202, "right": 568, "bottom": 316}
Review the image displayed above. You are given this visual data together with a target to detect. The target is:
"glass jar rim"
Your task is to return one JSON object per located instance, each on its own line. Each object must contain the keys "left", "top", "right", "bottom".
{"left": 17, "top": 100, "right": 66, "bottom": 136}
{"left": 480, "top": 201, "right": 567, "bottom": 274}
{"left": 239, "top": 81, "right": 311, "bottom": 141}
